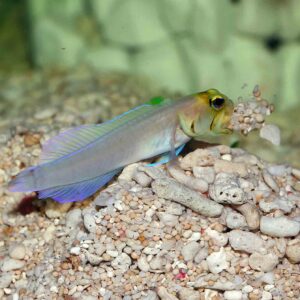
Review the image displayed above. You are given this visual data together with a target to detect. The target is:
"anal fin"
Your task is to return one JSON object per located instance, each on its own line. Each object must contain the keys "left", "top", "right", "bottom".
{"left": 38, "top": 168, "right": 121, "bottom": 203}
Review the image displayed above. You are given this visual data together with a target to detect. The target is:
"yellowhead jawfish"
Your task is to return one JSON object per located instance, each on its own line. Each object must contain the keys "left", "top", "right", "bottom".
{"left": 9, "top": 89, "right": 233, "bottom": 203}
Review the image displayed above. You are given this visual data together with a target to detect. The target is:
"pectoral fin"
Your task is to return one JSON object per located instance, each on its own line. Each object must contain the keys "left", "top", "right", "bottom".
{"left": 147, "top": 143, "right": 186, "bottom": 167}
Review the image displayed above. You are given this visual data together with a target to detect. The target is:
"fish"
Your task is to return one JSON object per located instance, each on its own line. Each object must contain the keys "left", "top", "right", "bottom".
{"left": 8, "top": 89, "right": 233, "bottom": 203}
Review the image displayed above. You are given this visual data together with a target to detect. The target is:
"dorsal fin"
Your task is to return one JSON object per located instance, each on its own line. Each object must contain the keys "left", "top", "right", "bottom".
{"left": 40, "top": 99, "right": 171, "bottom": 163}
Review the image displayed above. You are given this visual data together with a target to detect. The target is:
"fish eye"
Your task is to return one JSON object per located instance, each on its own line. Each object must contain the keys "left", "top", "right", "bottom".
{"left": 210, "top": 97, "right": 225, "bottom": 110}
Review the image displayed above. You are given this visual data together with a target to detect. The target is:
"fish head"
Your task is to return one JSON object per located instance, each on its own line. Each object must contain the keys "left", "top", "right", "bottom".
{"left": 179, "top": 88, "right": 234, "bottom": 138}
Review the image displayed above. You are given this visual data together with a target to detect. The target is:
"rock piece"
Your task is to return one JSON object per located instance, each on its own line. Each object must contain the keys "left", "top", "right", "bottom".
{"left": 259, "top": 197, "right": 295, "bottom": 213}
{"left": 85, "top": 251, "right": 102, "bottom": 266}
{"left": 1, "top": 258, "right": 25, "bottom": 272}
{"left": 285, "top": 240, "right": 300, "bottom": 263}
{"left": 262, "top": 170, "right": 279, "bottom": 192}
{"left": 260, "top": 216, "right": 300, "bottom": 237}
{"left": 157, "top": 286, "right": 179, "bottom": 300}
{"left": 137, "top": 256, "right": 150, "bottom": 272}
{"left": 260, "top": 124, "right": 281, "bottom": 146}
{"left": 118, "top": 163, "right": 139, "bottom": 181}
{"left": 180, "top": 148, "right": 220, "bottom": 169}
{"left": 235, "top": 203, "right": 260, "bottom": 230}
{"left": 178, "top": 288, "right": 200, "bottom": 300}
{"left": 65, "top": 208, "right": 82, "bottom": 229}
{"left": 206, "top": 248, "right": 229, "bottom": 274}
{"left": 228, "top": 230, "right": 266, "bottom": 254}
{"left": 157, "top": 212, "right": 178, "bottom": 227}
{"left": 204, "top": 289, "right": 221, "bottom": 300}
{"left": 133, "top": 171, "right": 152, "bottom": 187}
{"left": 192, "top": 166, "right": 215, "bottom": 184}
{"left": 0, "top": 273, "right": 12, "bottom": 289}
{"left": 141, "top": 290, "right": 159, "bottom": 300}
{"left": 9, "top": 244, "right": 26, "bottom": 260}
{"left": 83, "top": 213, "right": 97, "bottom": 233}
{"left": 111, "top": 253, "right": 131, "bottom": 273}
{"left": 225, "top": 209, "right": 248, "bottom": 229}
{"left": 209, "top": 173, "right": 246, "bottom": 205}
{"left": 224, "top": 290, "right": 243, "bottom": 300}
{"left": 152, "top": 178, "right": 223, "bottom": 217}
{"left": 167, "top": 164, "right": 208, "bottom": 193}
{"left": 45, "top": 201, "right": 72, "bottom": 219}
{"left": 181, "top": 241, "right": 201, "bottom": 261}
{"left": 194, "top": 247, "right": 209, "bottom": 264}
{"left": 205, "top": 228, "right": 228, "bottom": 247}
{"left": 249, "top": 252, "right": 279, "bottom": 272}
{"left": 214, "top": 159, "right": 248, "bottom": 177}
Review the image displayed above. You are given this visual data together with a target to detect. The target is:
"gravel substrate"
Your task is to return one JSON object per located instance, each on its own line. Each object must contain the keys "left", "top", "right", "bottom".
{"left": 0, "top": 75, "right": 299, "bottom": 299}
{"left": 1, "top": 124, "right": 300, "bottom": 299}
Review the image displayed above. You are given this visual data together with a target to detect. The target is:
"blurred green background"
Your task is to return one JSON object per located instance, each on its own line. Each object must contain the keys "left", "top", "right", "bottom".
{"left": 0, "top": 0, "right": 299, "bottom": 165}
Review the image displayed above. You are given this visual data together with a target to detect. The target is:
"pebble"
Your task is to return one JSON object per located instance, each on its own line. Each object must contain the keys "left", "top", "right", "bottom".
{"left": 285, "top": 240, "right": 300, "bottom": 263}
{"left": 205, "top": 228, "right": 228, "bottom": 247}
{"left": 157, "top": 212, "right": 178, "bottom": 227}
{"left": 206, "top": 248, "right": 229, "bottom": 274}
{"left": 194, "top": 247, "right": 208, "bottom": 264}
{"left": 149, "top": 256, "right": 166, "bottom": 270}
{"left": 142, "top": 290, "right": 159, "bottom": 300}
{"left": 133, "top": 171, "right": 152, "bottom": 187}
{"left": 0, "top": 273, "right": 12, "bottom": 289}
{"left": 45, "top": 201, "right": 73, "bottom": 219}
{"left": 260, "top": 216, "right": 300, "bottom": 237}
{"left": 167, "top": 163, "right": 208, "bottom": 193}
{"left": 65, "top": 208, "right": 82, "bottom": 229}
{"left": 83, "top": 213, "right": 97, "bottom": 233}
{"left": 111, "top": 253, "right": 131, "bottom": 273}
{"left": 223, "top": 290, "right": 243, "bottom": 300}
{"left": 242, "top": 285, "right": 254, "bottom": 293}
{"left": 178, "top": 288, "right": 200, "bottom": 300}
{"left": 225, "top": 209, "right": 248, "bottom": 229}
{"left": 1, "top": 258, "right": 25, "bottom": 272}
{"left": 85, "top": 251, "right": 102, "bottom": 266}
{"left": 43, "top": 224, "right": 56, "bottom": 242}
{"left": 228, "top": 230, "right": 266, "bottom": 254}
{"left": 235, "top": 203, "right": 260, "bottom": 230}
{"left": 157, "top": 286, "right": 178, "bottom": 300}
{"left": 152, "top": 178, "right": 223, "bottom": 217}
{"left": 180, "top": 148, "right": 220, "bottom": 169}
{"left": 165, "top": 203, "right": 184, "bottom": 216}
{"left": 204, "top": 289, "right": 221, "bottom": 300}
{"left": 8, "top": 244, "right": 26, "bottom": 260}
{"left": 209, "top": 173, "right": 246, "bottom": 205}
{"left": 259, "top": 197, "right": 295, "bottom": 213}
{"left": 262, "top": 170, "right": 279, "bottom": 192}
{"left": 118, "top": 163, "right": 139, "bottom": 181}
{"left": 70, "top": 247, "right": 81, "bottom": 255}
{"left": 192, "top": 166, "right": 215, "bottom": 184}
{"left": 261, "top": 291, "right": 273, "bottom": 300}
{"left": 249, "top": 252, "right": 279, "bottom": 272}
{"left": 137, "top": 256, "right": 150, "bottom": 272}
{"left": 214, "top": 159, "right": 248, "bottom": 177}
{"left": 259, "top": 124, "right": 281, "bottom": 146}
{"left": 181, "top": 241, "right": 201, "bottom": 261}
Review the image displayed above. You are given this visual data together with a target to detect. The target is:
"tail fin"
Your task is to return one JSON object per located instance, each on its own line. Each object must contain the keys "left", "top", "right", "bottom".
{"left": 8, "top": 166, "right": 37, "bottom": 193}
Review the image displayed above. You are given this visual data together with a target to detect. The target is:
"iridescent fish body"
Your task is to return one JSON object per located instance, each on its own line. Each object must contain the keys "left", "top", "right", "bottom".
{"left": 9, "top": 89, "right": 233, "bottom": 203}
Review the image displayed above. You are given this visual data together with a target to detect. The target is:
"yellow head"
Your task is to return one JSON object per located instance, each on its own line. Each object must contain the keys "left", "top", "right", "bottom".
{"left": 179, "top": 88, "right": 233, "bottom": 139}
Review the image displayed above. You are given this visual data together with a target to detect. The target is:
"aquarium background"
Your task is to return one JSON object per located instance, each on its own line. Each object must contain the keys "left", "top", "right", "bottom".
{"left": 0, "top": 0, "right": 299, "bottom": 166}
